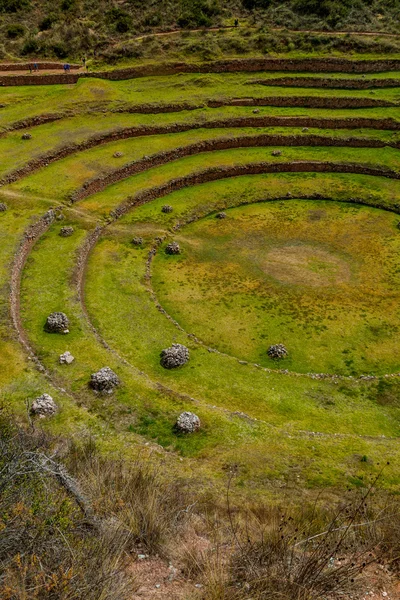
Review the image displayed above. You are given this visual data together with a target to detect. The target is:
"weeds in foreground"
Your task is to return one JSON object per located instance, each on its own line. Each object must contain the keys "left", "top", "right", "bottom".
{"left": 191, "top": 470, "right": 400, "bottom": 600}
{"left": 1, "top": 408, "right": 399, "bottom": 600}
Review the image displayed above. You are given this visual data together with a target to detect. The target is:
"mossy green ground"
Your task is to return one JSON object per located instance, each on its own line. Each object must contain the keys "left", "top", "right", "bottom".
{"left": 153, "top": 200, "right": 400, "bottom": 375}
{"left": 0, "top": 70, "right": 400, "bottom": 500}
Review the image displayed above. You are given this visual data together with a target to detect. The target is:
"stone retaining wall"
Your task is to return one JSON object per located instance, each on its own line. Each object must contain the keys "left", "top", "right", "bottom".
{"left": 209, "top": 96, "right": 395, "bottom": 109}
{"left": 71, "top": 135, "right": 400, "bottom": 202}
{"left": 252, "top": 77, "right": 400, "bottom": 89}
{"left": 108, "top": 161, "right": 400, "bottom": 222}
{"left": 3, "top": 120, "right": 400, "bottom": 189}
{"left": 0, "top": 62, "right": 80, "bottom": 72}
{"left": 3, "top": 57, "right": 400, "bottom": 86}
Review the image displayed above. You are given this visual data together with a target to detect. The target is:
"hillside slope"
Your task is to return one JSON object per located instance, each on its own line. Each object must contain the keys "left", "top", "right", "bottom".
{"left": 1, "top": 0, "right": 400, "bottom": 61}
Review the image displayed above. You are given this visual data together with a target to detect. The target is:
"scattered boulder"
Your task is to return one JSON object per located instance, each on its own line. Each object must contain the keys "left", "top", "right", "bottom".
{"left": 45, "top": 312, "right": 70, "bottom": 334}
{"left": 90, "top": 367, "right": 120, "bottom": 393}
{"left": 0, "top": 203, "right": 7, "bottom": 212}
{"left": 160, "top": 343, "right": 189, "bottom": 369}
{"left": 21, "top": 133, "right": 32, "bottom": 140}
{"left": 113, "top": 151, "right": 124, "bottom": 158}
{"left": 302, "top": 127, "right": 309, "bottom": 132}
{"left": 59, "top": 351, "right": 74, "bottom": 365}
{"left": 253, "top": 109, "right": 260, "bottom": 114}
{"left": 59, "top": 226, "right": 74, "bottom": 237}
{"left": 162, "top": 205, "right": 173, "bottom": 214}
{"left": 267, "top": 344, "right": 288, "bottom": 359}
{"left": 132, "top": 237, "right": 143, "bottom": 246}
{"left": 216, "top": 212, "right": 227, "bottom": 219}
{"left": 175, "top": 411, "right": 200, "bottom": 433}
{"left": 271, "top": 150, "right": 282, "bottom": 157}
{"left": 165, "top": 242, "right": 181, "bottom": 255}
{"left": 30, "top": 393, "right": 57, "bottom": 418}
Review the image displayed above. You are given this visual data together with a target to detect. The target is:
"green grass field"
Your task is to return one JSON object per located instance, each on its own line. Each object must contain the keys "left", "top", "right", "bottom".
{"left": 1, "top": 62, "right": 400, "bottom": 503}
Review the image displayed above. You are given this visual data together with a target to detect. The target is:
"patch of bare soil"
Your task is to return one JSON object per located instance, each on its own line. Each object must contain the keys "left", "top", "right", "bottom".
{"left": 263, "top": 243, "right": 351, "bottom": 287}
{"left": 128, "top": 555, "right": 201, "bottom": 599}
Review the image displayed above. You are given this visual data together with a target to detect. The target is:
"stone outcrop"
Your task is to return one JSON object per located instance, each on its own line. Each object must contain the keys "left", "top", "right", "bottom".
{"left": 175, "top": 411, "right": 200, "bottom": 433}
{"left": 132, "top": 237, "right": 143, "bottom": 245}
{"left": 272, "top": 150, "right": 282, "bottom": 156}
{"left": 165, "top": 241, "right": 181, "bottom": 255}
{"left": 21, "top": 133, "right": 32, "bottom": 140}
{"left": 162, "top": 204, "right": 173, "bottom": 213}
{"left": 30, "top": 393, "right": 57, "bottom": 418}
{"left": 160, "top": 344, "right": 189, "bottom": 369}
{"left": 45, "top": 312, "right": 70, "bottom": 334}
{"left": 59, "top": 226, "right": 74, "bottom": 237}
{"left": 216, "top": 212, "right": 227, "bottom": 219}
{"left": 90, "top": 367, "right": 120, "bottom": 393}
{"left": 59, "top": 351, "right": 74, "bottom": 364}
{"left": 267, "top": 344, "right": 288, "bottom": 359}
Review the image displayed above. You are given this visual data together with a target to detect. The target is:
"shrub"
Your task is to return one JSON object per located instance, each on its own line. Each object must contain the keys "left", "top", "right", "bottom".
{"left": 0, "top": 0, "right": 30, "bottom": 12}
{"left": 178, "top": 0, "right": 220, "bottom": 28}
{"left": 52, "top": 42, "right": 68, "bottom": 58}
{"left": 61, "top": 0, "right": 75, "bottom": 10}
{"left": 0, "top": 410, "right": 134, "bottom": 600}
{"left": 21, "top": 37, "right": 40, "bottom": 55}
{"left": 39, "top": 15, "right": 55, "bottom": 31}
{"left": 7, "top": 23, "right": 24, "bottom": 38}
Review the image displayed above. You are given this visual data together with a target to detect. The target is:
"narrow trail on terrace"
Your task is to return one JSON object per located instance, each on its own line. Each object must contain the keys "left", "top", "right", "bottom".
{"left": 132, "top": 24, "right": 400, "bottom": 43}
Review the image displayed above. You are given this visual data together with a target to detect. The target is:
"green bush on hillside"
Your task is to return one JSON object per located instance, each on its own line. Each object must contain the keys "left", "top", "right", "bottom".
{"left": 7, "top": 23, "right": 24, "bottom": 37}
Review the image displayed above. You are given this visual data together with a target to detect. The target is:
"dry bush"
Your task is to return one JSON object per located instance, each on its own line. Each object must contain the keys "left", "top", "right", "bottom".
{"left": 0, "top": 410, "right": 134, "bottom": 600}
{"left": 195, "top": 474, "right": 400, "bottom": 600}
{"left": 66, "top": 437, "right": 193, "bottom": 555}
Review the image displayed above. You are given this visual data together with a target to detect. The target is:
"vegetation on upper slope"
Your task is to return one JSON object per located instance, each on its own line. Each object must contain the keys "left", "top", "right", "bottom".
{"left": 1, "top": 0, "right": 400, "bottom": 62}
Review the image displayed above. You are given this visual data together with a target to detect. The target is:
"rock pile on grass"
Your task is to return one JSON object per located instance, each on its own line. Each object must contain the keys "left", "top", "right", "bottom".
{"left": 113, "top": 151, "right": 123, "bottom": 158}
{"left": 21, "top": 133, "right": 32, "bottom": 140}
{"left": 90, "top": 367, "right": 120, "bottom": 393}
{"left": 162, "top": 205, "right": 173, "bottom": 213}
{"left": 165, "top": 241, "right": 181, "bottom": 255}
{"left": 216, "top": 212, "right": 227, "bottom": 219}
{"left": 272, "top": 150, "right": 282, "bottom": 156}
{"left": 45, "top": 312, "right": 70, "bottom": 334}
{"left": 267, "top": 344, "right": 288, "bottom": 359}
{"left": 30, "top": 393, "right": 57, "bottom": 418}
{"left": 0, "top": 203, "right": 7, "bottom": 212}
{"left": 160, "top": 343, "right": 189, "bottom": 369}
{"left": 59, "top": 351, "right": 74, "bottom": 364}
{"left": 175, "top": 411, "right": 200, "bottom": 433}
{"left": 59, "top": 226, "right": 74, "bottom": 237}
{"left": 132, "top": 237, "right": 143, "bottom": 246}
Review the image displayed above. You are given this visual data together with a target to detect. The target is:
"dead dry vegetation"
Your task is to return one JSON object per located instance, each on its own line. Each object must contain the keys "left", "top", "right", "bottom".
{"left": 1, "top": 406, "right": 399, "bottom": 600}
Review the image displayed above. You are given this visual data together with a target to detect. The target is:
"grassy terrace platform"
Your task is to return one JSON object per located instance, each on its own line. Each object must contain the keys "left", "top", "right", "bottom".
{"left": 1, "top": 61, "right": 400, "bottom": 502}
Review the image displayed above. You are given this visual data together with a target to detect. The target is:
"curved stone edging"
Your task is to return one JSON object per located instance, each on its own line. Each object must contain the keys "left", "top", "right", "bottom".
{"left": 1, "top": 112, "right": 67, "bottom": 135}
{"left": 208, "top": 96, "right": 396, "bottom": 109}
{"left": 10, "top": 209, "right": 58, "bottom": 378}
{"left": 6, "top": 122, "right": 400, "bottom": 191}
{"left": 72, "top": 161, "right": 400, "bottom": 380}
{"left": 71, "top": 135, "right": 400, "bottom": 202}
{"left": 251, "top": 77, "right": 400, "bottom": 90}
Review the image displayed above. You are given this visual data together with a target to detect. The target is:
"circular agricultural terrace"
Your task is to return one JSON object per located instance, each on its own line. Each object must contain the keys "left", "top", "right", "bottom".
{"left": 1, "top": 60, "right": 400, "bottom": 491}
